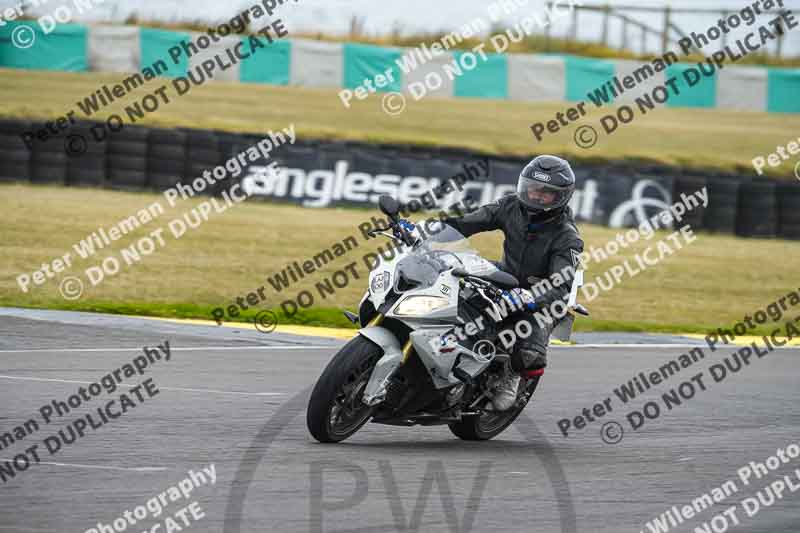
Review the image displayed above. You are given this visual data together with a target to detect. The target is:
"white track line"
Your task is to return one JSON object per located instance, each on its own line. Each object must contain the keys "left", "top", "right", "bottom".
{"left": 1, "top": 344, "right": 791, "bottom": 354}
{"left": 561, "top": 343, "right": 797, "bottom": 349}
{"left": 0, "top": 375, "right": 285, "bottom": 396}
{"left": 0, "top": 459, "right": 167, "bottom": 472}
{"left": 0, "top": 345, "right": 333, "bottom": 353}
{"left": 555, "top": 344, "right": 703, "bottom": 349}
{"left": 0, "top": 344, "right": 701, "bottom": 353}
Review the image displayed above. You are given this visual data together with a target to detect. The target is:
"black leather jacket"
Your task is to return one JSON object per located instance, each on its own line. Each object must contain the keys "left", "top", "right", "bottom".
{"left": 445, "top": 195, "right": 584, "bottom": 308}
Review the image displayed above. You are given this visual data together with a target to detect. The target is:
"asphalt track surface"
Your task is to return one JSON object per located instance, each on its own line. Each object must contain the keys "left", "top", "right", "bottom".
{"left": 0, "top": 308, "right": 798, "bottom": 533}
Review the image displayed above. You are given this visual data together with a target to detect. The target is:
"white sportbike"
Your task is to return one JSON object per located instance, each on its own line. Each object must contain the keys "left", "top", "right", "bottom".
{"left": 307, "top": 196, "right": 586, "bottom": 443}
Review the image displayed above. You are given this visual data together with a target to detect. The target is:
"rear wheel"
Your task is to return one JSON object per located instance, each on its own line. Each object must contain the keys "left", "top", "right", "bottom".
{"left": 307, "top": 336, "right": 383, "bottom": 443}
{"left": 448, "top": 376, "right": 541, "bottom": 441}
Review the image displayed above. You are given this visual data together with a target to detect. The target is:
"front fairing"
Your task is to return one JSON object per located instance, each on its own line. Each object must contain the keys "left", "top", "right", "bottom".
{"left": 366, "top": 221, "right": 502, "bottom": 315}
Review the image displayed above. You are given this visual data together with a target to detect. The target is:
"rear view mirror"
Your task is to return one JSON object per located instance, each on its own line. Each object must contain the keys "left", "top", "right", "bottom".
{"left": 378, "top": 195, "right": 400, "bottom": 219}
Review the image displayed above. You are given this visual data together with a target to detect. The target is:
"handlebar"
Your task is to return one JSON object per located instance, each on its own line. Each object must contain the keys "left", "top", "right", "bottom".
{"left": 368, "top": 221, "right": 416, "bottom": 247}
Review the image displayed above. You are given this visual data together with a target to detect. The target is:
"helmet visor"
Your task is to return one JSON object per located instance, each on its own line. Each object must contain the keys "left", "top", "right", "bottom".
{"left": 517, "top": 177, "right": 570, "bottom": 211}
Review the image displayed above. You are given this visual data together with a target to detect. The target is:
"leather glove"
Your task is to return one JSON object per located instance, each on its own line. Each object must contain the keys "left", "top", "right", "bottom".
{"left": 501, "top": 288, "right": 537, "bottom": 311}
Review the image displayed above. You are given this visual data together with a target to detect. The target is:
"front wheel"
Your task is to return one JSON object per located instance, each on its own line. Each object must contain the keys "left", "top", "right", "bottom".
{"left": 448, "top": 376, "right": 541, "bottom": 441}
{"left": 307, "top": 336, "right": 383, "bottom": 443}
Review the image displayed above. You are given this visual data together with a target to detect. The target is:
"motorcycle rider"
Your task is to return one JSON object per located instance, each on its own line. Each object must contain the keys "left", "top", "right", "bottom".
{"left": 444, "top": 155, "right": 584, "bottom": 411}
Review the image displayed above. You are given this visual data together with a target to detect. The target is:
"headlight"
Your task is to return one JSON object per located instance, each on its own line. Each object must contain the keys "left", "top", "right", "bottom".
{"left": 370, "top": 271, "right": 391, "bottom": 293}
{"left": 394, "top": 296, "right": 449, "bottom": 316}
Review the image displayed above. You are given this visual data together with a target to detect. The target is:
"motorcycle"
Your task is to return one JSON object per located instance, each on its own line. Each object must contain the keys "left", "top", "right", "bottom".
{"left": 307, "top": 195, "right": 585, "bottom": 443}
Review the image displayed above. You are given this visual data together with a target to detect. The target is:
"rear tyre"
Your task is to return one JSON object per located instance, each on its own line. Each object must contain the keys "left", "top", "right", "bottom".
{"left": 448, "top": 376, "right": 541, "bottom": 441}
{"left": 307, "top": 336, "right": 383, "bottom": 443}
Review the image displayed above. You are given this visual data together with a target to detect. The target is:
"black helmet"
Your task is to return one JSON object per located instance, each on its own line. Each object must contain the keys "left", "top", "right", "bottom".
{"left": 517, "top": 155, "right": 576, "bottom": 214}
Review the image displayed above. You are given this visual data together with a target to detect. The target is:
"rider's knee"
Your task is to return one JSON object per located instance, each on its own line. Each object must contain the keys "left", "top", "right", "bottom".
{"left": 511, "top": 344, "right": 546, "bottom": 372}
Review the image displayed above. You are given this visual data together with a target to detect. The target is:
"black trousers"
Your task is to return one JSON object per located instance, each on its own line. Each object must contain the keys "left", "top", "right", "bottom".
{"left": 505, "top": 312, "right": 554, "bottom": 371}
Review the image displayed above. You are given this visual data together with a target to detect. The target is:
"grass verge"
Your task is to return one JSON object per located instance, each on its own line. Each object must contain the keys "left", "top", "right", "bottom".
{"left": 0, "top": 298, "right": 789, "bottom": 339}
{"left": 2, "top": 183, "right": 799, "bottom": 336}
{"left": 2, "top": 69, "right": 800, "bottom": 177}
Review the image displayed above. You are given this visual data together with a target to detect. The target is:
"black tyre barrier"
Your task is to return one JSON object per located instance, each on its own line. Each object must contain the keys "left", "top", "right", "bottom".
{"left": 184, "top": 129, "right": 220, "bottom": 172}
{"left": 217, "top": 131, "right": 246, "bottom": 160}
{"left": 426, "top": 158, "right": 465, "bottom": 182}
{"left": 275, "top": 145, "right": 319, "bottom": 171}
{"left": 108, "top": 168, "right": 148, "bottom": 189}
{"left": 149, "top": 144, "right": 186, "bottom": 160}
{"left": 67, "top": 166, "right": 106, "bottom": 187}
{"left": 66, "top": 155, "right": 104, "bottom": 170}
{"left": 8, "top": 120, "right": 42, "bottom": 160}
{"left": 672, "top": 175, "right": 708, "bottom": 229}
{"left": 183, "top": 129, "right": 218, "bottom": 148}
{"left": 107, "top": 129, "right": 147, "bottom": 188}
{"left": 69, "top": 121, "right": 106, "bottom": 155}
{"left": 639, "top": 172, "right": 675, "bottom": 201}
{"left": 28, "top": 123, "right": 67, "bottom": 157}
{"left": 318, "top": 144, "right": 352, "bottom": 171}
{"left": 2, "top": 117, "right": 800, "bottom": 240}
{"left": 107, "top": 139, "right": 147, "bottom": 158}
{"left": 736, "top": 180, "right": 778, "bottom": 238}
{"left": 0, "top": 164, "right": 30, "bottom": 181}
{"left": 489, "top": 160, "right": 521, "bottom": 184}
{"left": 29, "top": 165, "right": 66, "bottom": 184}
{"left": 147, "top": 128, "right": 188, "bottom": 191}
{"left": 107, "top": 125, "right": 148, "bottom": 156}
{"left": 148, "top": 172, "right": 183, "bottom": 190}
{"left": 388, "top": 157, "right": 426, "bottom": 178}
{"left": 116, "top": 124, "right": 149, "bottom": 142}
{"left": 703, "top": 177, "right": 740, "bottom": 234}
{"left": 352, "top": 149, "right": 389, "bottom": 175}
{"left": 776, "top": 182, "right": 800, "bottom": 240}
{"left": 0, "top": 119, "right": 29, "bottom": 135}
{"left": 149, "top": 157, "right": 185, "bottom": 174}
{"left": 66, "top": 151, "right": 105, "bottom": 170}
{"left": 30, "top": 150, "right": 67, "bottom": 184}
{"left": 186, "top": 147, "right": 221, "bottom": 167}
{"left": 0, "top": 142, "right": 30, "bottom": 181}
{"left": 0, "top": 133, "right": 29, "bottom": 151}
{"left": 149, "top": 128, "right": 186, "bottom": 146}
{"left": 590, "top": 174, "right": 634, "bottom": 226}
{"left": 67, "top": 154, "right": 106, "bottom": 187}
{"left": 109, "top": 154, "right": 147, "bottom": 172}
{"left": 186, "top": 160, "right": 218, "bottom": 177}
{"left": 185, "top": 160, "right": 227, "bottom": 195}
{"left": 2, "top": 147, "right": 30, "bottom": 161}
{"left": 0, "top": 159, "right": 30, "bottom": 181}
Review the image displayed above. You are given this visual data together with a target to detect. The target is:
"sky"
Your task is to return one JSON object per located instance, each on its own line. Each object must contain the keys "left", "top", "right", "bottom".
{"left": 5, "top": 0, "right": 800, "bottom": 57}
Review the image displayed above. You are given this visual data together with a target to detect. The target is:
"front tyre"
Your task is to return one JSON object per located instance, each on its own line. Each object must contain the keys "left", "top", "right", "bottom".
{"left": 448, "top": 376, "right": 541, "bottom": 441}
{"left": 307, "top": 336, "right": 384, "bottom": 443}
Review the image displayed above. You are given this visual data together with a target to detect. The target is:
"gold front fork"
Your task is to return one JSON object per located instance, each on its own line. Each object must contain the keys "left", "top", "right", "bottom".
{"left": 367, "top": 313, "right": 384, "bottom": 327}
{"left": 366, "top": 313, "right": 414, "bottom": 365}
{"left": 401, "top": 339, "right": 414, "bottom": 364}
